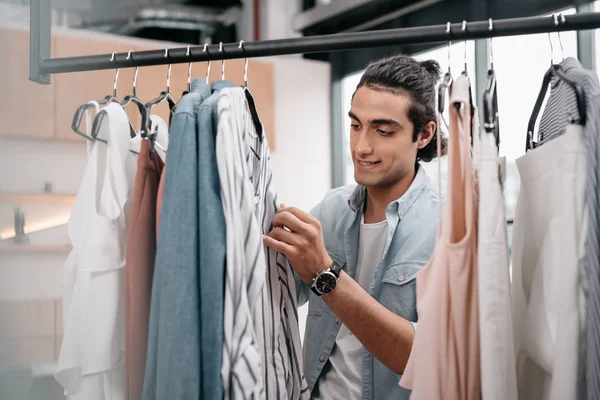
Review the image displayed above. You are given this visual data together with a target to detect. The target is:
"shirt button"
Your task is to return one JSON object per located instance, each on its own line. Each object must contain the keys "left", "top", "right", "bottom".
{"left": 319, "top": 355, "right": 325, "bottom": 362}
{"left": 335, "top": 317, "right": 340, "bottom": 323}
{"left": 398, "top": 274, "right": 406, "bottom": 282}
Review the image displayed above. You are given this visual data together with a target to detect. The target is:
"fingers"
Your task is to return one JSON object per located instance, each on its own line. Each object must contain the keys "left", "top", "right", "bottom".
{"left": 268, "top": 226, "right": 302, "bottom": 246}
{"left": 277, "top": 205, "right": 316, "bottom": 225}
{"left": 263, "top": 234, "right": 295, "bottom": 255}
{"left": 272, "top": 212, "right": 310, "bottom": 234}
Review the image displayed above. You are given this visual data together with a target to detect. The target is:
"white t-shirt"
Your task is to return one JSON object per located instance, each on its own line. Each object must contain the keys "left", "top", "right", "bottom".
{"left": 314, "top": 216, "right": 389, "bottom": 399}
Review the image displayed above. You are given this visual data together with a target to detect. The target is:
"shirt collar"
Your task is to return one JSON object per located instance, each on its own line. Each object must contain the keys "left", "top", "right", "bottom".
{"left": 348, "top": 163, "right": 429, "bottom": 219}
{"left": 189, "top": 78, "right": 211, "bottom": 97}
{"left": 210, "top": 80, "right": 235, "bottom": 91}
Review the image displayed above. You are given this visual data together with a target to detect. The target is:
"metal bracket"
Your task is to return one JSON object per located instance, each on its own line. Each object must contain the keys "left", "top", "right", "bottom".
{"left": 29, "top": 0, "right": 51, "bottom": 84}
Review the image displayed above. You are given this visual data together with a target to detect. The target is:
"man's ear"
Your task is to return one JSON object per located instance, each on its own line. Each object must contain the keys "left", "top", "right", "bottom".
{"left": 417, "top": 121, "right": 436, "bottom": 149}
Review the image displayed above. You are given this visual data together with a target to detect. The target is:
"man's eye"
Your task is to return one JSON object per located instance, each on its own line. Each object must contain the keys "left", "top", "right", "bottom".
{"left": 377, "top": 129, "right": 393, "bottom": 136}
{"left": 350, "top": 124, "right": 360, "bottom": 130}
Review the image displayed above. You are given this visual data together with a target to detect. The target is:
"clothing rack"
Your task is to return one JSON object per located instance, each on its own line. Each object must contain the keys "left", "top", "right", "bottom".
{"left": 29, "top": 0, "right": 600, "bottom": 84}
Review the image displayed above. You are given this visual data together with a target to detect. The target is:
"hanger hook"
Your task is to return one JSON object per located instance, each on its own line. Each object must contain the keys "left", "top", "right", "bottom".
{"left": 558, "top": 13, "right": 565, "bottom": 60}
{"left": 239, "top": 40, "right": 248, "bottom": 88}
{"left": 548, "top": 14, "right": 557, "bottom": 66}
{"left": 203, "top": 44, "right": 211, "bottom": 84}
{"left": 488, "top": 18, "right": 494, "bottom": 70}
{"left": 462, "top": 20, "right": 468, "bottom": 73}
{"left": 110, "top": 52, "right": 119, "bottom": 98}
{"left": 219, "top": 42, "right": 225, "bottom": 80}
{"left": 446, "top": 22, "right": 452, "bottom": 74}
{"left": 126, "top": 50, "right": 138, "bottom": 98}
{"left": 164, "top": 48, "right": 171, "bottom": 93}
{"left": 186, "top": 45, "right": 192, "bottom": 92}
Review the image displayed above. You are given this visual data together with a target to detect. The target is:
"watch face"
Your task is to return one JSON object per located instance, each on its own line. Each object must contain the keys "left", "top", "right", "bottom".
{"left": 315, "top": 272, "right": 337, "bottom": 295}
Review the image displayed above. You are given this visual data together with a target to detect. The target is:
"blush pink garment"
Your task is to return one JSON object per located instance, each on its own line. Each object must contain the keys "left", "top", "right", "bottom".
{"left": 125, "top": 139, "right": 164, "bottom": 400}
{"left": 400, "top": 74, "right": 481, "bottom": 400}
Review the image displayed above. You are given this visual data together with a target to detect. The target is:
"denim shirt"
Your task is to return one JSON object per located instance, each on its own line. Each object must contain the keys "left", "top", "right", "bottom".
{"left": 297, "top": 164, "right": 440, "bottom": 400}
{"left": 143, "top": 79, "right": 211, "bottom": 400}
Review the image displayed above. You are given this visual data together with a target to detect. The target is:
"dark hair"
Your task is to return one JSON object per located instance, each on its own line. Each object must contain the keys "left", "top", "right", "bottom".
{"left": 355, "top": 54, "right": 447, "bottom": 162}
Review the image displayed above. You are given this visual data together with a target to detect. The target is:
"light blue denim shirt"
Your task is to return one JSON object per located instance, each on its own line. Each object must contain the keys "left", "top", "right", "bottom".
{"left": 297, "top": 164, "right": 440, "bottom": 400}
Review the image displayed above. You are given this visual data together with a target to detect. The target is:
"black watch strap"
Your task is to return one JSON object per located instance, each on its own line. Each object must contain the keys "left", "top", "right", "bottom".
{"left": 329, "top": 261, "right": 342, "bottom": 278}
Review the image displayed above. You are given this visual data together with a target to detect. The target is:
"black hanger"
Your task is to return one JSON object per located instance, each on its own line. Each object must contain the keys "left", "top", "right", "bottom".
{"left": 483, "top": 69, "right": 500, "bottom": 149}
{"left": 483, "top": 19, "right": 500, "bottom": 150}
{"left": 459, "top": 21, "right": 476, "bottom": 142}
{"left": 239, "top": 40, "right": 263, "bottom": 140}
{"left": 437, "top": 22, "right": 453, "bottom": 131}
{"left": 526, "top": 64, "right": 586, "bottom": 151}
{"left": 526, "top": 14, "right": 586, "bottom": 151}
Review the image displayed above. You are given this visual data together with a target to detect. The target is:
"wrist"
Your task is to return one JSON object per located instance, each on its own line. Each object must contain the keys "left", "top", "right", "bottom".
{"left": 304, "top": 255, "right": 333, "bottom": 284}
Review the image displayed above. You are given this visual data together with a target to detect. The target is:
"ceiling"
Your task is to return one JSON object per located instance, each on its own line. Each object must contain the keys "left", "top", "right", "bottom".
{"left": 48, "top": 0, "right": 243, "bottom": 45}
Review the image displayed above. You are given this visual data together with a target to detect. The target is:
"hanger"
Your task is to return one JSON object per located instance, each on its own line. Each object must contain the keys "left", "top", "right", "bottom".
{"left": 459, "top": 20, "right": 475, "bottom": 143}
{"left": 437, "top": 22, "right": 453, "bottom": 131}
{"left": 483, "top": 18, "right": 500, "bottom": 150}
{"left": 145, "top": 48, "right": 177, "bottom": 131}
{"left": 181, "top": 45, "right": 192, "bottom": 97}
{"left": 239, "top": 40, "right": 264, "bottom": 140}
{"left": 91, "top": 52, "right": 139, "bottom": 140}
{"left": 526, "top": 13, "right": 586, "bottom": 151}
{"left": 71, "top": 52, "right": 123, "bottom": 142}
{"left": 219, "top": 42, "right": 226, "bottom": 80}
{"left": 120, "top": 50, "right": 149, "bottom": 137}
{"left": 204, "top": 44, "right": 211, "bottom": 84}
{"left": 71, "top": 101, "right": 106, "bottom": 143}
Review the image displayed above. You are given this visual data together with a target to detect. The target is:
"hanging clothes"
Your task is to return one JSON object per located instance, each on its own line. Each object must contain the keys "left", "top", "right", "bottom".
{"left": 537, "top": 57, "right": 600, "bottom": 400}
{"left": 511, "top": 123, "right": 587, "bottom": 400}
{"left": 142, "top": 81, "right": 211, "bottom": 400}
{"left": 216, "top": 86, "right": 266, "bottom": 399}
{"left": 196, "top": 79, "right": 233, "bottom": 400}
{"left": 400, "top": 74, "right": 480, "bottom": 400}
{"left": 55, "top": 102, "right": 137, "bottom": 400}
{"left": 124, "top": 132, "right": 166, "bottom": 399}
{"left": 230, "top": 86, "right": 309, "bottom": 400}
{"left": 477, "top": 131, "right": 518, "bottom": 400}
{"left": 217, "top": 87, "right": 310, "bottom": 399}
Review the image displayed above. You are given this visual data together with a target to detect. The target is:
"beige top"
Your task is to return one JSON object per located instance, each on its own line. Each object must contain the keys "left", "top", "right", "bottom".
{"left": 400, "top": 73, "right": 481, "bottom": 399}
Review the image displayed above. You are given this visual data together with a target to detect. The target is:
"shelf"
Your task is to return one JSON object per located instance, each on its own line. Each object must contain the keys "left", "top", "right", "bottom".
{"left": 0, "top": 192, "right": 75, "bottom": 206}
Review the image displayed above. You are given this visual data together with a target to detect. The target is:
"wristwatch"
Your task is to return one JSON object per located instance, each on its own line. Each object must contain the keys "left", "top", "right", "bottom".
{"left": 310, "top": 261, "right": 342, "bottom": 297}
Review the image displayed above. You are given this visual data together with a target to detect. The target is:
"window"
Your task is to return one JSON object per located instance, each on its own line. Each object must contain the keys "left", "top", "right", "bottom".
{"left": 492, "top": 7, "right": 577, "bottom": 223}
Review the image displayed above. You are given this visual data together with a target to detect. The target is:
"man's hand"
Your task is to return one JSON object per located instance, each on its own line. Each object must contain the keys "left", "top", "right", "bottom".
{"left": 263, "top": 204, "right": 333, "bottom": 285}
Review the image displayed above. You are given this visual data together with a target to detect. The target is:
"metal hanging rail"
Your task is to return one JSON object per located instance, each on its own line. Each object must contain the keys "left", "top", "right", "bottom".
{"left": 29, "top": 0, "right": 600, "bottom": 84}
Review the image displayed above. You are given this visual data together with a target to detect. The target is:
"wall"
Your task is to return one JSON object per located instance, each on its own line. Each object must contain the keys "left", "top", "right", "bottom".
{"left": 268, "top": 57, "right": 332, "bottom": 341}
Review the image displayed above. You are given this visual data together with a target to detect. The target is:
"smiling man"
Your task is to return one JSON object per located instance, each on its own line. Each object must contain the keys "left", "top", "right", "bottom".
{"left": 263, "top": 54, "right": 445, "bottom": 400}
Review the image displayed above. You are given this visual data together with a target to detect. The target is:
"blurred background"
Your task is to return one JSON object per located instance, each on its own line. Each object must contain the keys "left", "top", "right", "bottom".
{"left": 0, "top": 0, "right": 598, "bottom": 398}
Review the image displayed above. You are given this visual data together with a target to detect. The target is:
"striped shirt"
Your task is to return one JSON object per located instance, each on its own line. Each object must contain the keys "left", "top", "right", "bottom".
{"left": 538, "top": 57, "right": 600, "bottom": 400}
{"left": 217, "top": 87, "right": 310, "bottom": 399}
{"left": 216, "top": 88, "right": 266, "bottom": 399}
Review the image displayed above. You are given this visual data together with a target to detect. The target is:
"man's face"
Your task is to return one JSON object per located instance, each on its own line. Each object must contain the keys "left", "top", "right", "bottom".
{"left": 349, "top": 86, "right": 419, "bottom": 188}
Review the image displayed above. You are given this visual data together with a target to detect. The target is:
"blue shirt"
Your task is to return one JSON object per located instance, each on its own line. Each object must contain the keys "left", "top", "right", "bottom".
{"left": 297, "top": 164, "right": 440, "bottom": 400}
{"left": 143, "top": 79, "right": 211, "bottom": 400}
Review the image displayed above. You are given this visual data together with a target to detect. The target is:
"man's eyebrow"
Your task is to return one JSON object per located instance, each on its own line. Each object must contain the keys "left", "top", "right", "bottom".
{"left": 348, "top": 111, "right": 361, "bottom": 123}
{"left": 371, "top": 118, "right": 402, "bottom": 128}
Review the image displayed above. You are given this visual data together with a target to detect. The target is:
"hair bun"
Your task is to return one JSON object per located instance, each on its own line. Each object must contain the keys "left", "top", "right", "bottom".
{"left": 420, "top": 59, "right": 442, "bottom": 83}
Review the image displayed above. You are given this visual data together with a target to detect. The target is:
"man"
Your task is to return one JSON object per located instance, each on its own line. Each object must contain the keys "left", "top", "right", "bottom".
{"left": 263, "top": 54, "right": 444, "bottom": 400}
